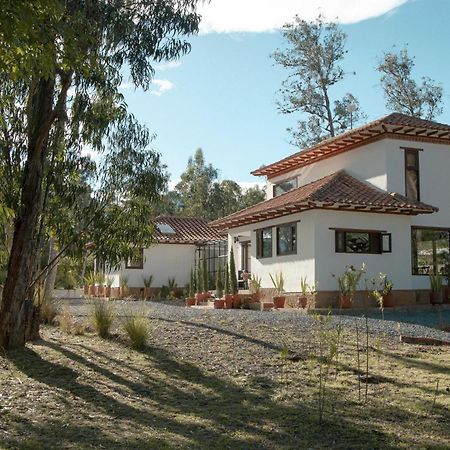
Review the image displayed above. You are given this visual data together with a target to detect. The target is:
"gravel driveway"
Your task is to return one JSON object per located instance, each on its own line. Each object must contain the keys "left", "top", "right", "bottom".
{"left": 64, "top": 298, "right": 450, "bottom": 342}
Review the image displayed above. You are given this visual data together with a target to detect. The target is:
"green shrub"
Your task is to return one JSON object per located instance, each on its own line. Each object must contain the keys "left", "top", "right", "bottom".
{"left": 40, "top": 297, "right": 60, "bottom": 325}
{"left": 123, "top": 313, "right": 149, "bottom": 349}
{"left": 91, "top": 299, "right": 115, "bottom": 338}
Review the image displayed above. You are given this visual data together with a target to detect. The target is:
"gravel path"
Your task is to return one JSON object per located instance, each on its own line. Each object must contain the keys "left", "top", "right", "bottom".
{"left": 64, "top": 298, "right": 450, "bottom": 342}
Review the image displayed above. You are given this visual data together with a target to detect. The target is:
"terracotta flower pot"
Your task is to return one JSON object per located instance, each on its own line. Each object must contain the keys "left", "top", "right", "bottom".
{"left": 224, "top": 294, "right": 233, "bottom": 309}
{"left": 97, "top": 285, "right": 105, "bottom": 297}
{"left": 144, "top": 287, "right": 152, "bottom": 299}
{"left": 298, "top": 296, "right": 308, "bottom": 309}
{"left": 105, "top": 286, "right": 111, "bottom": 298}
{"left": 83, "top": 285, "right": 89, "bottom": 295}
{"left": 443, "top": 286, "right": 450, "bottom": 304}
{"left": 195, "top": 292, "right": 205, "bottom": 303}
{"left": 339, "top": 294, "right": 352, "bottom": 309}
{"left": 232, "top": 294, "right": 241, "bottom": 308}
{"left": 273, "top": 296, "right": 286, "bottom": 309}
{"left": 383, "top": 293, "right": 394, "bottom": 308}
{"left": 252, "top": 292, "right": 262, "bottom": 303}
{"left": 89, "top": 285, "right": 96, "bottom": 296}
{"left": 430, "top": 291, "right": 443, "bottom": 305}
{"left": 185, "top": 297, "right": 196, "bottom": 307}
{"left": 214, "top": 299, "right": 225, "bottom": 309}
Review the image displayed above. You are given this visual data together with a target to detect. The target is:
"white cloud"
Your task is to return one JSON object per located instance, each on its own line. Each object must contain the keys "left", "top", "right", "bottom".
{"left": 156, "top": 61, "right": 182, "bottom": 71}
{"left": 150, "top": 79, "right": 175, "bottom": 96}
{"left": 119, "top": 82, "right": 134, "bottom": 90}
{"left": 198, "top": 0, "right": 408, "bottom": 34}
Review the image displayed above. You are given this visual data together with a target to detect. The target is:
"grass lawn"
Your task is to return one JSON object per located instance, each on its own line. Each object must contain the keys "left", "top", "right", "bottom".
{"left": 0, "top": 316, "right": 449, "bottom": 449}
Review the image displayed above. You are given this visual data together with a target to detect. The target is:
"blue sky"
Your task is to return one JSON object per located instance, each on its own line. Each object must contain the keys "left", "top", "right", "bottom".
{"left": 120, "top": 0, "right": 450, "bottom": 187}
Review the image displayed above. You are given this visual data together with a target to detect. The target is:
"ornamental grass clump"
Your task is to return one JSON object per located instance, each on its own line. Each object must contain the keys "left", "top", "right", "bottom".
{"left": 91, "top": 299, "right": 115, "bottom": 338}
{"left": 123, "top": 312, "right": 150, "bottom": 350}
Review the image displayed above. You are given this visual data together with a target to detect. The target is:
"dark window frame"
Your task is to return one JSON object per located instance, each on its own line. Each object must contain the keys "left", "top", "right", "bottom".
{"left": 403, "top": 147, "right": 421, "bottom": 201}
{"left": 334, "top": 229, "right": 391, "bottom": 255}
{"left": 125, "top": 248, "right": 144, "bottom": 269}
{"left": 276, "top": 222, "right": 297, "bottom": 256}
{"left": 273, "top": 177, "right": 298, "bottom": 197}
{"left": 411, "top": 226, "right": 450, "bottom": 276}
{"left": 256, "top": 227, "right": 273, "bottom": 259}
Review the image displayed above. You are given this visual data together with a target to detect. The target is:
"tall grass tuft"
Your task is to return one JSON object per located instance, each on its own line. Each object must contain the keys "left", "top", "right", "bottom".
{"left": 123, "top": 311, "right": 150, "bottom": 350}
{"left": 40, "top": 296, "right": 60, "bottom": 325}
{"left": 91, "top": 299, "right": 115, "bottom": 338}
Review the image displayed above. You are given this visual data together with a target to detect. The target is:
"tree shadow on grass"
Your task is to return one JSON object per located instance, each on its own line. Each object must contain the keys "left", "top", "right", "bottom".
{"left": 5, "top": 337, "right": 397, "bottom": 449}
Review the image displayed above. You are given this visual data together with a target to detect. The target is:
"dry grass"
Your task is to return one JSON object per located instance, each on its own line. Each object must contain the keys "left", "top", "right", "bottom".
{"left": 0, "top": 319, "right": 448, "bottom": 449}
{"left": 122, "top": 312, "right": 150, "bottom": 349}
{"left": 90, "top": 299, "right": 115, "bottom": 338}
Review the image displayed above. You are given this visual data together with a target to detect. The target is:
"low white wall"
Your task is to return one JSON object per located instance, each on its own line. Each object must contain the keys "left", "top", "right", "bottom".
{"left": 107, "top": 243, "right": 196, "bottom": 288}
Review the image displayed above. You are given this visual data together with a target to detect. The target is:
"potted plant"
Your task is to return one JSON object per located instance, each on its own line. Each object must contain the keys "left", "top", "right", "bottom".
{"left": 105, "top": 276, "right": 113, "bottom": 298}
{"left": 143, "top": 275, "right": 153, "bottom": 299}
{"left": 298, "top": 276, "right": 309, "bottom": 309}
{"left": 308, "top": 282, "right": 318, "bottom": 309}
{"left": 429, "top": 273, "right": 443, "bottom": 305}
{"left": 186, "top": 268, "right": 196, "bottom": 307}
{"left": 195, "top": 259, "right": 206, "bottom": 303}
{"left": 333, "top": 264, "right": 365, "bottom": 309}
{"left": 97, "top": 272, "right": 105, "bottom": 297}
{"left": 378, "top": 273, "right": 394, "bottom": 307}
{"left": 224, "top": 261, "right": 233, "bottom": 309}
{"left": 119, "top": 274, "right": 128, "bottom": 298}
{"left": 269, "top": 272, "right": 285, "bottom": 308}
{"left": 84, "top": 272, "right": 96, "bottom": 297}
{"left": 229, "top": 248, "right": 240, "bottom": 307}
{"left": 250, "top": 275, "right": 262, "bottom": 302}
{"left": 443, "top": 264, "right": 450, "bottom": 304}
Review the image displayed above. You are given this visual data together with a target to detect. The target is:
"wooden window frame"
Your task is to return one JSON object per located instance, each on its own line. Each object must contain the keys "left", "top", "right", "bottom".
{"left": 256, "top": 227, "right": 273, "bottom": 259}
{"left": 403, "top": 147, "right": 421, "bottom": 201}
{"left": 411, "top": 226, "right": 450, "bottom": 276}
{"left": 125, "top": 248, "right": 144, "bottom": 269}
{"left": 276, "top": 222, "right": 297, "bottom": 256}
{"left": 333, "top": 229, "right": 391, "bottom": 255}
{"left": 273, "top": 177, "right": 298, "bottom": 197}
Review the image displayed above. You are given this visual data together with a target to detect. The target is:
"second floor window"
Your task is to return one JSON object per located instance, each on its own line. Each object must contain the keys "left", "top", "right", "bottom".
{"left": 273, "top": 178, "right": 297, "bottom": 197}
{"left": 404, "top": 148, "right": 420, "bottom": 201}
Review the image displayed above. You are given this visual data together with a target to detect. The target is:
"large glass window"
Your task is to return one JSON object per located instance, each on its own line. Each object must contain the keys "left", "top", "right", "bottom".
{"left": 273, "top": 178, "right": 297, "bottom": 197}
{"left": 404, "top": 148, "right": 420, "bottom": 201}
{"left": 277, "top": 223, "right": 297, "bottom": 255}
{"left": 335, "top": 230, "right": 391, "bottom": 254}
{"left": 411, "top": 228, "right": 449, "bottom": 275}
{"left": 256, "top": 227, "right": 272, "bottom": 258}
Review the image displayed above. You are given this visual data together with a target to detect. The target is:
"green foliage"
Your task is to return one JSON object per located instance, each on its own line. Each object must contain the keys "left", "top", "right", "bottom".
{"left": 168, "top": 277, "right": 177, "bottom": 289}
{"left": 84, "top": 271, "right": 97, "bottom": 286}
{"left": 224, "top": 261, "right": 231, "bottom": 295}
{"left": 196, "top": 257, "right": 203, "bottom": 293}
{"left": 157, "top": 149, "right": 266, "bottom": 220}
{"left": 123, "top": 312, "right": 149, "bottom": 350}
{"left": 119, "top": 274, "right": 128, "bottom": 288}
{"left": 142, "top": 275, "right": 153, "bottom": 288}
{"left": 272, "top": 15, "right": 365, "bottom": 148}
{"left": 229, "top": 248, "right": 238, "bottom": 295}
{"left": 269, "top": 272, "right": 285, "bottom": 294}
{"left": 377, "top": 48, "right": 443, "bottom": 120}
{"left": 333, "top": 264, "right": 365, "bottom": 297}
{"left": 250, "top": 275, "right": 262, "bottom": 293}
{"left": 91, "top": 300, "right": 115, "bottom": 338}
{"left": 300, "top": 277, "right": 309, "bottom": 296}
{"left": 215, "top": 267, "right": 223, "bottom": 299}
{"left": 202, "top": 257, "right": 208, "bottom": 293}
{"left": 188, "top": 267, "right": 195, "bottom": 298}
{"left": 105, "top": 276, "right": 114, "bottom": 288}
{"left": 429, "top": 273, "right": 443, "bottom": 292}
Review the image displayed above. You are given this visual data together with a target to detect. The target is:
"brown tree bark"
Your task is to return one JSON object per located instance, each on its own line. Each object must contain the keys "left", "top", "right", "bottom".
{"left": 0, "top": 77, "right": 55, "bottom": 349}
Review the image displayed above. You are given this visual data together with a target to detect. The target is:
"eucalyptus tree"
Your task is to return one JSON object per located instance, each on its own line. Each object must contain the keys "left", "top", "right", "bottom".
{"left": 0, "top": 0, "right": 203, "bottom": 349}
{"left": 377, "top": 48, "right": 444, "bottom": 120}
{"left": 273, "top": 15, "right": 365, "bottom": 148}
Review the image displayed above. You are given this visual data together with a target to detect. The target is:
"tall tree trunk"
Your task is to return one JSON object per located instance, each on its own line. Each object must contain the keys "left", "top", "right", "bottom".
{"left": 0, "top": 77, "right": 55, "bottom": 350}
{"left": 44, "top": 236, "right": 58, "bottom": 302}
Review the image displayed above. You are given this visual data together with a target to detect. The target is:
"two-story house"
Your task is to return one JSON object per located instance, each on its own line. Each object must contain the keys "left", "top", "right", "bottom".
{"left": 210, "top": 113, "right": 450, "bottom": 307}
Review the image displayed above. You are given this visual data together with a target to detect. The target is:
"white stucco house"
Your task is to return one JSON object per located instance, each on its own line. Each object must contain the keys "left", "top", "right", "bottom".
{"left": 107, "top": 216, "right": 226, "bottom": 296}
{"left": 210, "top": 113, "right": 450, "bottom": 307}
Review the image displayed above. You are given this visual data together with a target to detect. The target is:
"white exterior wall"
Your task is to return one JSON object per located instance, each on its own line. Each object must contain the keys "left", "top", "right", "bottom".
{"left": 266, "top": 140, "right": 389, "bottom": 199}
{"left": 108, "top": 243, "right": 196, "bottom": 288}
{"left": 228, "top": 211, "right": 316, "bottom": 292}
{"left": 312, "top": 210, "right": 413, "bottom": 291}
{"left": 260, "top": 137, "right": 450, "bottom": 291}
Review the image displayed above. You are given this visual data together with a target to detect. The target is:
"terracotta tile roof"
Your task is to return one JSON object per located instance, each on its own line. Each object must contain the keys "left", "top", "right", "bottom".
{"left": 253, "top": 113, "right": 450, "bottom": 178}
{"left": 154, "top": 216, "right": 226, "bottom": 244}
{"left": 210, "top": 171, "right": 438, "bottom": 230}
